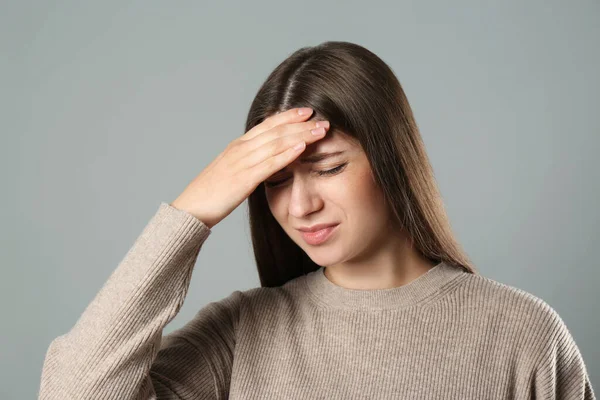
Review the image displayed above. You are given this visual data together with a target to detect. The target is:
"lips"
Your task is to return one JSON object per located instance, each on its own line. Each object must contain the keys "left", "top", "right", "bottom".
{"left": 298, "top": 224, "right": 339, "bottom": 245}
{"left": 296, "top": 223, "right": 338, "bottom": 233}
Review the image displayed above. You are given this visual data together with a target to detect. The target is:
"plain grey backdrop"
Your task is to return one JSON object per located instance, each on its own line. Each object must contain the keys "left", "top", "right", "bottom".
{"left": 1, "top": 1, "right": 598, "bottom": 398}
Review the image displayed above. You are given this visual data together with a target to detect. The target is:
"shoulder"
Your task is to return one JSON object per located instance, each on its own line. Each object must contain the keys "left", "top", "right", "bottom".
{"left": 237, "top": 274, "right": 306, "bottom": 308}
{"left": 457, "top": 272, "right": 581, "bottom": 357}
{"left": 459, "top": 273, "right": 594, "bottom": 397}
{"left": 460, "top": 272, "right": 564, "bottom": 324}
{"left": 217, "top": 274, "right": 313, "bottom": 327}
{"left": 200, "top": 272, "right": 309, "bottom": 324}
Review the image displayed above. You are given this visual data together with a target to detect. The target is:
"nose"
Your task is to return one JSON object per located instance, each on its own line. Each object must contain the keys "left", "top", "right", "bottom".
{"left": 287, "top": 177, "right": 323, "bottom": 219}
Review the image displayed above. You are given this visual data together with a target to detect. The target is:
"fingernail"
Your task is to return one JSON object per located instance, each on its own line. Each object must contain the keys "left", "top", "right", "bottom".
{"left": 298, "top": 107, "right": 313, "bottom": 115}
{"left": 311, "top": 127, "right": 326, "bottom": 136}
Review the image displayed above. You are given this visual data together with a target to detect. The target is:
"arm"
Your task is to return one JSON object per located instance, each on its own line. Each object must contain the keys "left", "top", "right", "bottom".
{"left": 143, "top": 289, "right": 241, "bottom": 399}
{"left": 529, "top": 306, "right": 596, "bottom": 400}
{"left": 38, "top": 202, "right": 239, "bottom": 399}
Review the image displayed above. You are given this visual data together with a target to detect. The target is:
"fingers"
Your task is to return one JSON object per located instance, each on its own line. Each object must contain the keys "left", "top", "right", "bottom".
{"left": 250, "top": 136, "right": 310, "bottom": 186}
{"left": 247, "top": 119, "right": 326, "bottom": 151}
{"left": 241, "top": 120, "right": 330, "bottom": 173}
{"left": 241, "top": 107, "right": 314, "bottom": 141}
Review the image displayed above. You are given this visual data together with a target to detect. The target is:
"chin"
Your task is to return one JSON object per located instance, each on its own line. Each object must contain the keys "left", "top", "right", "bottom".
{"left": 307, "top": 249, "right": 345, "bottom": 267}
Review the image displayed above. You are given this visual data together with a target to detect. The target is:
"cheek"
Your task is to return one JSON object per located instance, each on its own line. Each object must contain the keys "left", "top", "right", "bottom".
{"left": 339, "top": 168, "right": 388, "bottom": 223}
{"left": 342, "top": 167, "right": 379, "bottom": 204}
{"left": 265, "top": 190, "right": 286, "bottom": 220}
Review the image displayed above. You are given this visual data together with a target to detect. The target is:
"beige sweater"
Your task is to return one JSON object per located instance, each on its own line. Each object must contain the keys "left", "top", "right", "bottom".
{"left": 39, "top": 202, "right": 595, "bottom": 399}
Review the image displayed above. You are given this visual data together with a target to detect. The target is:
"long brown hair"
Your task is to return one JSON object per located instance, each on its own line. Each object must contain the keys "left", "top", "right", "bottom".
{"left": 244, "top": 41, "right": 477, "bottom": 287}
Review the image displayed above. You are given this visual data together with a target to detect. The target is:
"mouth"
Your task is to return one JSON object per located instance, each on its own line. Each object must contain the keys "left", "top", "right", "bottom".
{"left": 298, "top": 224, "right": 339, "bottom": 245}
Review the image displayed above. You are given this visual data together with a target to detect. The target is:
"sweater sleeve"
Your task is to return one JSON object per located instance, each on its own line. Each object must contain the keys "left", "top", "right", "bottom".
{"left": 38, "top": 202, "right": 240, "bottom": 400}
{"left": 530, "top": 305, "right": 596, "bottom": 400}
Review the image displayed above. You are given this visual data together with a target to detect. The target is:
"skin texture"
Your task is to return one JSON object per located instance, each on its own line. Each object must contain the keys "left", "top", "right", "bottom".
{"left": 265, "top": 127, "right": 437, "bottom": 290}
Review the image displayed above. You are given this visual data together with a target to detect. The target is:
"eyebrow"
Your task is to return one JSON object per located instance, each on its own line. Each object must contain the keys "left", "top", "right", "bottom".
{"left": 298, "top": 151, "right": 346, "bottom": 164}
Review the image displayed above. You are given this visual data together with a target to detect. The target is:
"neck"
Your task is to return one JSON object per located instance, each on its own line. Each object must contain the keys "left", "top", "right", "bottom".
{"left": 324, "top": 226, "right": 437, "bottom": 290}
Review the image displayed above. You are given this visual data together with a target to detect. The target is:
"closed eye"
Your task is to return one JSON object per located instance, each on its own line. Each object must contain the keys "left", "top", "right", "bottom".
{"left": 264, "top": 163, "right": 347, "bottom": 188}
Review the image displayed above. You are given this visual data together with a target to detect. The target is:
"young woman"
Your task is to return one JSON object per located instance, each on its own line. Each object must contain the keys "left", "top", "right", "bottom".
{"left": 39, "top": 41, "right": 595, "bottom": 399}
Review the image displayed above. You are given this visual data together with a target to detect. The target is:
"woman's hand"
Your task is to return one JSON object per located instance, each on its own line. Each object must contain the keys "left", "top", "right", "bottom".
{"left": 170, "top": 107, "right": 330, "bottom": 229}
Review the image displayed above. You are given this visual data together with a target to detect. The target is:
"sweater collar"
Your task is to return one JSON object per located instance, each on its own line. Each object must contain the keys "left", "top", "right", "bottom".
{"left": 303, "top": 261, "right": 467, "bottom": 310}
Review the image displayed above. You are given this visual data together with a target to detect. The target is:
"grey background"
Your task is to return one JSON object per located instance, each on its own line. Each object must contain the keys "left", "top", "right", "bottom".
{"left": 1, "top": 1, "right": 598, "bottom": 398}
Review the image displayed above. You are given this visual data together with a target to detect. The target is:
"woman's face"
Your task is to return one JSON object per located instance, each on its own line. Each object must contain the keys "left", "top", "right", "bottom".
{"left": 264, "top": 129, "right": 394, "bottom": 268}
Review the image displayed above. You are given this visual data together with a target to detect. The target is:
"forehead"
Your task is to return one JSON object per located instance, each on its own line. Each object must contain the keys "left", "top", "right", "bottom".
{"left": 303, "top": 128, "right": 357, "bottom": 154}
{"left": 270, "top": 130, "right": 357, "bottom": 176}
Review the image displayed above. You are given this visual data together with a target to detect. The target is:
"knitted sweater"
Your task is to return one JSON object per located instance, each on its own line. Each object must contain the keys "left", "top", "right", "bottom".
{"left": 39, "top": 202, "right": 595, "bottom": 399}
